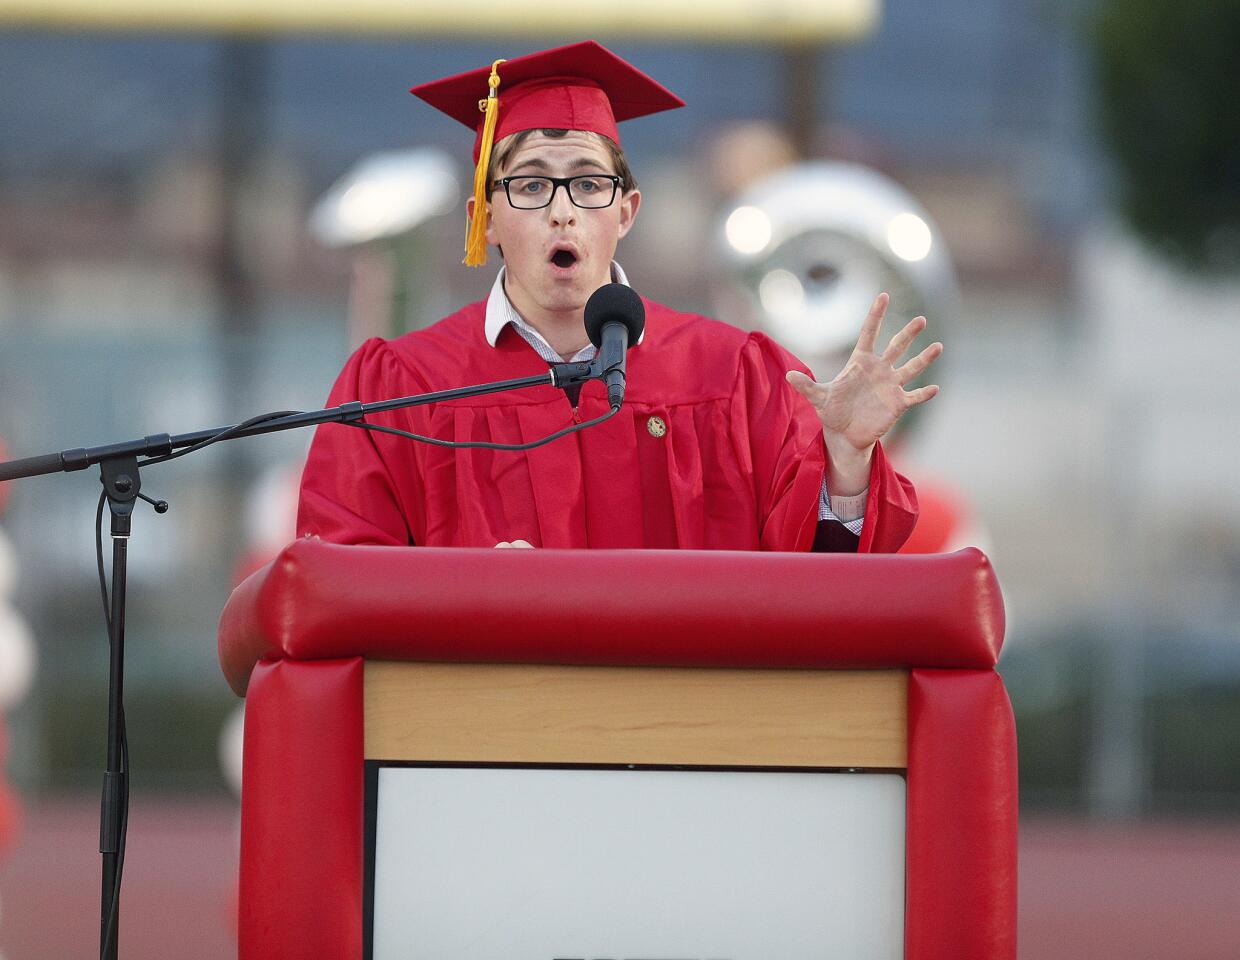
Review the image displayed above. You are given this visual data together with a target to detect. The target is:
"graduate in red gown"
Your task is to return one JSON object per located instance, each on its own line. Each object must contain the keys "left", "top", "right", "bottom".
{"left": 297, "top": 42, "right": 943, "bottom": 553}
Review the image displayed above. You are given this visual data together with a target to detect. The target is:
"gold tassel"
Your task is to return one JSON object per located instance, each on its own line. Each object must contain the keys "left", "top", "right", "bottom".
{"left": 464, "top": 59, "right": 505, "bottom": 267}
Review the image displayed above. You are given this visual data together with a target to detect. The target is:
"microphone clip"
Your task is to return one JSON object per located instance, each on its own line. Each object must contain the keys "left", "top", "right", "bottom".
{"left": 549, "top": 360, "right": 597, "bottom": 388}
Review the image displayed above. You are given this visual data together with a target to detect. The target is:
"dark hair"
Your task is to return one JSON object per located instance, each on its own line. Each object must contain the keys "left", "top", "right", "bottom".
{"left": 486, "top": 128, "right": 637, "bottom": 195}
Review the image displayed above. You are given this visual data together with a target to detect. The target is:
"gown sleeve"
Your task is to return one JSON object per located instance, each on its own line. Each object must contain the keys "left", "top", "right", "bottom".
{"left": 732, "top": 332, "right": 918, "bottom": 553}
{"left": 296, "top": 338, "right": 416, "bottom": 546}
{"left": 855, "top": 440, "right": 918, "bottom": 553}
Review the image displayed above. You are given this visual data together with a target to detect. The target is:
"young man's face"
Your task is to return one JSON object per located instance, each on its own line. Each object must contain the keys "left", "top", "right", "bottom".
{"left": 477, "top": 130, "right": 641, "bottom": 320}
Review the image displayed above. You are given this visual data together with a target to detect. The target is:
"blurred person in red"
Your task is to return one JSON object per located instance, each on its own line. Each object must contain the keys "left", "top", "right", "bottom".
{"left": 0, "top": 436, "right": 34, "bottom": 860}
{"left": 298, "top": 42, "right": 943, "bottom": 553}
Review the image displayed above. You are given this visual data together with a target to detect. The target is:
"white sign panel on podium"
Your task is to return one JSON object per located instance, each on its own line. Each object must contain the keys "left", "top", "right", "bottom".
{"left": 368, "top": 765, "right": 905, "bottom": 960}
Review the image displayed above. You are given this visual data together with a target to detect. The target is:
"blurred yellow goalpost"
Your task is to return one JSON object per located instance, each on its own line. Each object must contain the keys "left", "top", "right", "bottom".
{"left": 0, "top": 0, "right": 878, "bottom": 41}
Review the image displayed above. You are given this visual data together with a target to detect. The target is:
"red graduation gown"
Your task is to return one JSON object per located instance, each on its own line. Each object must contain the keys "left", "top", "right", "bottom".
{"left": 297, "top": 298, "right": 917, "bottom": 552}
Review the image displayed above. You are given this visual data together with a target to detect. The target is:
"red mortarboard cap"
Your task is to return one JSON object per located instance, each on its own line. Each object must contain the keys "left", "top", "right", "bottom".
{"left": 411, "top": 40, "right": 683, "bottom": 266}
{"left": 410, "top": 40, "right": 685, "bottom": 164}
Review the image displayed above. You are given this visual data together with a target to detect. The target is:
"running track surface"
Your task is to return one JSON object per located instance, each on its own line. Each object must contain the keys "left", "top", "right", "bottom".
{"left": 1, "top": 797, "right": 1237, "bottom": 958}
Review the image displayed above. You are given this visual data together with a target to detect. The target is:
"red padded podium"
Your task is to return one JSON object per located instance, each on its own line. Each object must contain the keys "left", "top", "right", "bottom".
{"left": 219, "top": 541, "right": 1015, "bottom": 960}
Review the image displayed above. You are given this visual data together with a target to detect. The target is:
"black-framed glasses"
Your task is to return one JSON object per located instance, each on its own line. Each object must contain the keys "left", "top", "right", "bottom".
{"left": 492, "top": 174, "right": 623, "bottom": 210}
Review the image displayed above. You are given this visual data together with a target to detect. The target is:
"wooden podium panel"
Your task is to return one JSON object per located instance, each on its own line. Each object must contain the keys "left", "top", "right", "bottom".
{"left": 364, "top": 661, "right": 908, "bottom": 768}
{"left": 363, "top": 663, "right": 911, "bottom": 958}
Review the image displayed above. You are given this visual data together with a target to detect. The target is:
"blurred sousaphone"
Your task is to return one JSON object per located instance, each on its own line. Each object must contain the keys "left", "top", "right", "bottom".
{"left": 718, "top": 161, "right": 957, "bottom": 440}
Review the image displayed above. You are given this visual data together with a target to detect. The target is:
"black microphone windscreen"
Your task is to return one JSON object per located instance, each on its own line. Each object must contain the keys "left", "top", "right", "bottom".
{"left": 584, "top": 283, "right": 645, "bottom": 349}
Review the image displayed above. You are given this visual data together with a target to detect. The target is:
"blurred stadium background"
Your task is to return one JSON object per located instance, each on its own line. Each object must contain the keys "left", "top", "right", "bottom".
{"left": 0, "top": 0, "right": 1238, "bottom": 956}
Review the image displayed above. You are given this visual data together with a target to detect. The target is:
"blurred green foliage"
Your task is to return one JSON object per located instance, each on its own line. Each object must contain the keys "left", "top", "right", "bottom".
{"left": 1148, "top": 688, "right": 1240, "bottom": 813}
{"left": 1090, "top": 0, "right": 1240, "bottom": 272}
{"left": 1004, "top": 629, "right": 1240, "bottom": 816}
{"left": 41, "top": 683, "right": 236, "bottom": 794}
{"left": 1001, "top": 640, "right": 1093, "bottom": 810}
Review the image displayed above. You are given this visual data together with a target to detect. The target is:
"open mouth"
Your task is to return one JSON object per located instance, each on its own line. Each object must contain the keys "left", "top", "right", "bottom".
{"left": 550, "top": 248, "right": 578, "bottom": 269}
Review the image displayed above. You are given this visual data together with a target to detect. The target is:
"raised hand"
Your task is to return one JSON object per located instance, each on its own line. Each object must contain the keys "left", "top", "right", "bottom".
{"left": 786, "top": 292, "right": 942, "bottom": 453}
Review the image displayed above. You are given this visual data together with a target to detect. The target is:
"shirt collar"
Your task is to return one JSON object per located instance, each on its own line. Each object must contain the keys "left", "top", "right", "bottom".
{"left": 484, "top": 261, "right": 642, "bottom": 350}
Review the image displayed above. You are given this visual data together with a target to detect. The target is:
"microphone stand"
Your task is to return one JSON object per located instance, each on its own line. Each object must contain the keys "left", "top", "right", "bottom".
{"left": 0, "top": 359, "right": 599, "bottom": 960}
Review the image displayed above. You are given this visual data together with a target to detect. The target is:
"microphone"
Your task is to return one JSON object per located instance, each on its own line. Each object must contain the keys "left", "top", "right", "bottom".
{"left": 584, "top": 283, "right": 645, "bottom": 409}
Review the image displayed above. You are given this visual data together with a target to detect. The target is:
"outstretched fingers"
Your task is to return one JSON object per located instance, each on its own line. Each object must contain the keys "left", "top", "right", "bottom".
{"left": 855, "top": 292, "right": 889, "bottom": 354}
{"left": 882, "top": 314, "right": 928, "bottom": 363}
{"left": 786, "top": 369, "right": 825, "bottom": 400}
{"left": 897, "top": 341, "right": 943, "bottom": 384}
{"left": 904, "top": 384, "right": 940, "bottom": 406}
